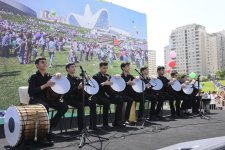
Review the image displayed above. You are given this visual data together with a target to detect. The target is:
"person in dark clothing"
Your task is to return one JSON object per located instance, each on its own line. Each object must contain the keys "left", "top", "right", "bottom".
{"left": 180, "top": 74, "right": 195, "bottom": 116}
{"left": 191, "top": 79, "right": 202, "bottom": 115}
{"left": 155, "top": 66, "right": 176, "bottom": 119}
{"left": 138, "top": 66, "right": 158, "bottom": 121}
{"left": 28, "top": 57, "right": 68, "bottom": 145}
{"left": 63, "top": 63, "right": 96, "bottom": 131}
{"left": 1, "top": 32, "right": 10, "bottom": 58}
{"left": 169, "top": 71, "right": 190, "bottom": 117}
{"left": 120, "top": 62, "right": 135, "bottom": 124}
{"left": 91, "top": 62, "right": 125, "bottom": 130}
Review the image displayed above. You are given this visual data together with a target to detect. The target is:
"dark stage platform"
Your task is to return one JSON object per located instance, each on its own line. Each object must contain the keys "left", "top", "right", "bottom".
{"left": 1, "top": 110, "right": 225, "bottom": 150}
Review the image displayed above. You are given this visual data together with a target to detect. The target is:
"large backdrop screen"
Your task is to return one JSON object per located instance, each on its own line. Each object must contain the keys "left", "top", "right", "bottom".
{"left": 0, "top": 0, "right": 148, "bottom": 109}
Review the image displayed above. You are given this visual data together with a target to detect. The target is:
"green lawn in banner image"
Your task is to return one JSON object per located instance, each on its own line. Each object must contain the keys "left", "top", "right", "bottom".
{"left": 201, "top": 80, "right": 225, "bottom": 92}
{"left": 0, "top": 48, "right": 140, "bottom": 109}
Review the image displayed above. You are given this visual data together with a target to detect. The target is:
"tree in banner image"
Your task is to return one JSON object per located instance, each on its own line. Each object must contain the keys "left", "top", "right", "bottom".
{"left": 216, "top": 70, "right": 225, "bottom": 80}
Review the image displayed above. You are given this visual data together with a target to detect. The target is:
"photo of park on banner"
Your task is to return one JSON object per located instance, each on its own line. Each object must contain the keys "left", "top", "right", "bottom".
{"left": 0, "top": 0, "right": 148, "bottom": 109}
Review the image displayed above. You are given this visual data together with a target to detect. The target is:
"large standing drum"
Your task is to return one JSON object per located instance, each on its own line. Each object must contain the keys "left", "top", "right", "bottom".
{"left": 4, "top": 104, "right": 49, "bottom": 147}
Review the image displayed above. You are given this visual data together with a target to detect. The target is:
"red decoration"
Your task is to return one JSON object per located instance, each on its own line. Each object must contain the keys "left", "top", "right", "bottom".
{"left": 168, "top": 60, "right": 176, "bottom": 68}
{"left": 114, "top": 38, "right": 119, "bottom": 46}
{"left": 166, "top": 69, "right": 172, "bottom": 74}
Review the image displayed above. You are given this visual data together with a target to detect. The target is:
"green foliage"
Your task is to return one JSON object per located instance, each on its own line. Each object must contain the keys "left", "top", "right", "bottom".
{"left": 216, "top": 70, "right": 225, "bottom": 80}
{"left": 177, "top": 73, "right": 185, "bottom": 80}
{"left": 200, "top": 76, "right": 209, "bottom": 82}
{"left": 202, "top": 80, "right": 225, "bottom": 92}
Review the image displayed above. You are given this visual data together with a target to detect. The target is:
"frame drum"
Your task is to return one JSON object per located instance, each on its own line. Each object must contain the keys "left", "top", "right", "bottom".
{"left": 171, "top": 80, "right": 182, "bottom": 92}
{"left": 150, "top": 79, "right": 163, "bottom": 91}
{"left": 110, "top": 76, "right": 126, "bottom": 92}
{"left": 132, "top": 79, "right": 146, "bottom": 93}
{"left": 84, "top": 78, "right": 99, "bottom": 95}
{"left": 50, "top": 76, "right": 70, "bottom": 94}
{"left": 4, "top": 104, "right": 49, "bottom": 147}
{"left": 46, "top": 87, "right": 62, "bottom": 101}
{"left": 182, "top": 84, "right": 194, "bottom": 95}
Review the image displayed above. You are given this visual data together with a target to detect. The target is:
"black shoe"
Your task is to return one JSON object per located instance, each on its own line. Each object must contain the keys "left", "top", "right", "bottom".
{"left": 38, "top": 133, "right": 54, "bottom": 147}
{"left": 136, "top": 118, "right": 143, "bottom": 123}
{"left": 176, "top": 113, "right": 182, "bottom": 118}
{"left": 102, "top": 124, "right": 112, "bottom": 129}
{"left": 89, "top": 125, "right": 99, "bottom": 131}
{"left": 156, "top": 115, "right": 165, "bottom": 120}
{"left": 192, "top": 111, "right": 200, "bottom": 115}
{"left": 185, "top": 112, "right": 193, "bottom": 116}
{"left": 170, "top": 114, "right": 176, "bottom": 119}
{"left": 181, "top": 114, "right": 189, "bottom": 119}
{"left": 112, "top": 122, "right": 126, "bottom": 127}
{"left": 148, "top": 116, "right": 159, "bottom": 121}
{"left": 78, "top": 127, "right": 84, "bottom": 132}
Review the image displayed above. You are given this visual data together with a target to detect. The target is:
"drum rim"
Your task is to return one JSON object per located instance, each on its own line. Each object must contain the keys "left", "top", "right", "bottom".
{"left": 4, "top": 106, "right": 22, "bottom": 147}
{"left": 132, "top": 78, "right": 146, "bottom": 93}
{"left": 110, "top": 76, "right": 126, "bottom": 92}
{"left": 182, "top": 84, "right": 194, "bottom": 94}
{"left": 171, "top": 80, "right": 181, "bottom": 91}
{"left": 50, "top": 76, "right": 71, "bottom": 94}
{"left": 84, "top": 78, "right": 99, "bottom": 95}
{"left": 151, "top": 79, "right": 163, "bottom": 90}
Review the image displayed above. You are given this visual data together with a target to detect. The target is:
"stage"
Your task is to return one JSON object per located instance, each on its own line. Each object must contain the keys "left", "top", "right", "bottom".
{"left": 1, "top": 110, "right": 225, "bottom": 150}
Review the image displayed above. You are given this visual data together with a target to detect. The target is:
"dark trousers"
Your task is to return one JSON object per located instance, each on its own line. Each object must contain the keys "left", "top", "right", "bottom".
{"left": 91, "top": 95, "right": 123, "bottom": 126}
{"left": 192, "top": 96, "right": 201, "bottom": 114}
{"left": 29, "top": 98, "right": 68, "bottom": 128}
{"left": 202, "top": 99, "right": 211, "bottom": 113}
{"left": 40, "top": 45, "right": 46, "bottom": 57}
{"left": 155, "top": 92, "right": 175, "bottom": 116}
{"left": 2, "top": 46, "right": 9, "bottom": 58}
{"left": 119, "top": 95, "right": 134, "bottom": 121}
{"left": 136, "top": 92, "right": 157, "bottom": 119}
{"left": 64, "top": 95, "right": 96, "bottom": 131}
{"left": 173, "top": 94, "right": 190, "bottom": 115}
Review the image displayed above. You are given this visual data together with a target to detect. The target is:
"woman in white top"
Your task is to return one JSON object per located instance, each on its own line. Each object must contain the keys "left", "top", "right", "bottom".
{"left": 48, "top": 36, "right": 56, "bottom": 67}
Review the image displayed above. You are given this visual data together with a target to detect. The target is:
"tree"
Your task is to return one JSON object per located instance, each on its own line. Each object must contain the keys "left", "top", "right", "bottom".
{"left": 215, "top": 69, "right": 225, "bottom": 80}
{"left": 207, "top": 74, "right": 211, "bottom": 80}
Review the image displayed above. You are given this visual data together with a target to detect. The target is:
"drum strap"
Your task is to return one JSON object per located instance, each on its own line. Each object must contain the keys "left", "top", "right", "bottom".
{"left": 34, "top": 111, "right": 39, "bottom": 141}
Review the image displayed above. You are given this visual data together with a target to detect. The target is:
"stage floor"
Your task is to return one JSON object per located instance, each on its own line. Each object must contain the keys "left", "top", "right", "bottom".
{"left": 1, "top": 110, "right": 225, "bottom": 150}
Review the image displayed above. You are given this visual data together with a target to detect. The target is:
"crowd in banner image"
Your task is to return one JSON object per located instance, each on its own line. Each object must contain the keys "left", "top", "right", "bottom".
{"left": 0, "top": 11, "right": 148, "bottom": 69}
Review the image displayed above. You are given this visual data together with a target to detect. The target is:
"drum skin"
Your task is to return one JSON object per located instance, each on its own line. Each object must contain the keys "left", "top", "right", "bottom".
{"left": 132, "top": 79, "right": 146, "bottom": 93}
{"left": 84, "top": 78, "right": 99, "bottom": 95}
{"left": 4, "top": 104, "right": 49, "bottom": 147}
{"left": 110, "top": 76, "right": 126, "bottom": 92}
{"left": 167, "top": 80, "right": 181, "bottom": 93}
{"left": 150, "top": 79, "right": 163, "bottom": 91}
{"left": 182, "top": 84, "right": 194, "bottom": 95}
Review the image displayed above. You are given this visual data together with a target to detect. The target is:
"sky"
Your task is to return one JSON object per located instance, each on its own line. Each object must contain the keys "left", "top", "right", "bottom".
{"left": 17, "top": 0, "right": 147, "bottom": 39}
{"left": 105, "top": 0, "right": 225, "bottom": 65}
